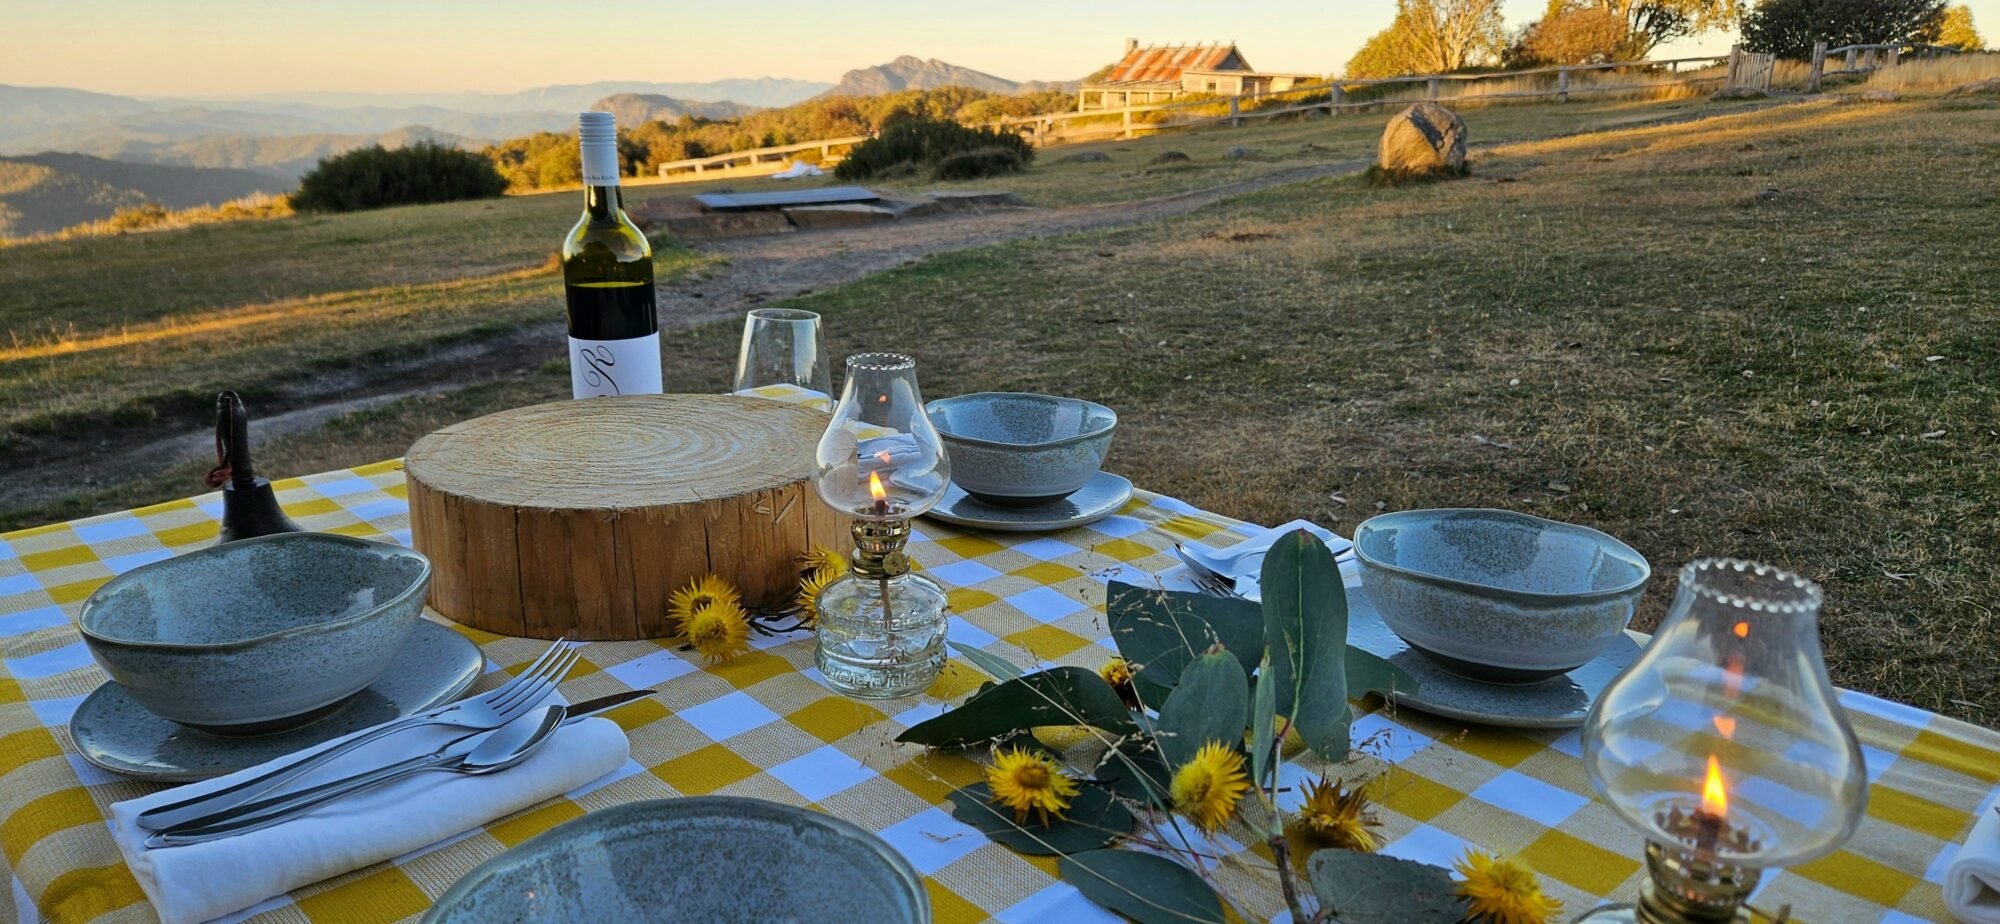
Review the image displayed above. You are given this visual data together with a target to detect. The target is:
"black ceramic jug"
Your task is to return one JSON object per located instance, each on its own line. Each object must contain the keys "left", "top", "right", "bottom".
{"left": 206, "top": 390, "right": 303, "bottom": 544}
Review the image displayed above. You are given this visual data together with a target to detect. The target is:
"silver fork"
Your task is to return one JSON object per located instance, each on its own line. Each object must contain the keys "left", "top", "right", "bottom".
{"left": 135, "top": 639, "right": 581, "bottom": 832}
{"left": 1174, "top": 543, "right": 1247, "bottom": 600}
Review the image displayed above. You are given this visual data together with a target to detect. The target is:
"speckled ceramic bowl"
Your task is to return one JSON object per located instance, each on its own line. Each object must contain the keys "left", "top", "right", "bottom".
{"left": 926, "top": 392, "right": 1116, "bottom": 506}
{"left": 79, "top": 533, "right": 430, "bottom": 733}
{"left": 1354, "top": 509, "right": 1649, "bottom": 684}
{"left": 422, "top": 797, "right": 927, "bottom": 924}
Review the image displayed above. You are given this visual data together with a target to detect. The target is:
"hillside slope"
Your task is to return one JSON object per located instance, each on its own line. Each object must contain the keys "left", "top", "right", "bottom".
{"left": 42, "top": 126, "right": 478, "bottom": 181}
{"left": 0, "top": 152, "right": 284, "bottom": 236}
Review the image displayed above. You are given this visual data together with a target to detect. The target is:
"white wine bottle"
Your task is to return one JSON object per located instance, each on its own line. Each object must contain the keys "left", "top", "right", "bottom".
{"left": 564, "top": 111, "right": 662, "bottom": 398}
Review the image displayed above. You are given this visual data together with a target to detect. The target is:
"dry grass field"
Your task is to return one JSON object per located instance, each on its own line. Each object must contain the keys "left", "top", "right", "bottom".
{"left": 2, "top": 87, "right": 1995, "bottom": 723}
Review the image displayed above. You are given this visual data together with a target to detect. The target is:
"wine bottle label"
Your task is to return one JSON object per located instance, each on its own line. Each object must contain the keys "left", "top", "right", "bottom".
{"left": 569, "top": 333, "right": 662, "bottom": 398}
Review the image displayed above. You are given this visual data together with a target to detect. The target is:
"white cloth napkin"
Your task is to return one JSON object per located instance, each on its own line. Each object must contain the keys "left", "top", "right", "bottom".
{"left": 1948, "top": 805, "right": 2000, "bottom": 924}
{"left": 1183, "top": 519, "right": 1355, "bottom": 599}
{"left": 109, "top": 704, "right": 629, "bottom": 924}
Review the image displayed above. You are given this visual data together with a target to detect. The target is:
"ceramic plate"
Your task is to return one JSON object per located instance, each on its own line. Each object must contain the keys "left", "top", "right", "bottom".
{"left": 923, "top": 471, "right": 1133, "bottom": 532}
{"left": 1347, "top": 585, "right": 1640, "bottom": 729}
{"left": 422, "top": 797, "right": 928, "bottom": 924}
{"left": 71, "top": 619, "right": 483, "bottom": 781}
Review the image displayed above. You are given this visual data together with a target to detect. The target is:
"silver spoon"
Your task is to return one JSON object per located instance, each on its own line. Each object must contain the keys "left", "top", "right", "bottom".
{"left": 146, "top": 705, "right": 566, "bottom": 848}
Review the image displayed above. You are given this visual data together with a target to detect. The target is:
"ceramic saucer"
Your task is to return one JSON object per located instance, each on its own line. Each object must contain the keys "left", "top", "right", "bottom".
{"left": 923, "top": 471, "right": 1133, "bottom": 533}
{"left": 1347, "top": 585, "right": 1640, "bottom": 729}
{"left": 72, "top": 619, "right": 484, "bottom": 781}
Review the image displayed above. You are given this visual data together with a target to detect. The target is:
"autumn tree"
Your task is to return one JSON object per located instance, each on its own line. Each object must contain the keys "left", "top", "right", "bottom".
{"left": 1345, "top": 0, "right": 1510, "bottom": 78}
{"left": 1510, "top": 0, "right": 1639, "bottom": 64}
{"left": 1936, "top": 4, "right": 1983, "bottom": 48}
{"left": 1741, "top": 0, "right": 1947, "bottom": 58}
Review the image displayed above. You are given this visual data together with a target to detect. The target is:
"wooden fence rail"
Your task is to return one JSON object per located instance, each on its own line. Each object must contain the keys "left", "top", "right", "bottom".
{"left": 1805, "top": 41, "right": 1965, "bottom": 91}
{"left": 655, "top": 135, "right": 869, "bottom": 180}
{"left": 991, "top": 54, "right": 1733, "bottom": 144}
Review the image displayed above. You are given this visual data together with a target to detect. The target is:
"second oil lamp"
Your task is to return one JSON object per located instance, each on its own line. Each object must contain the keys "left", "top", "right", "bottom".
{"left": 1577, "top": 559, "right": 1867, "bottom": 923}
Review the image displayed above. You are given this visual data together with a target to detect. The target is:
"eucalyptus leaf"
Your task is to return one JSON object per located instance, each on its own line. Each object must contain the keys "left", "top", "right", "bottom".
{"left": 1346, "top": 647, "right": 1417, "bottom": 699}
{"left": 1105, "top": 581, "right": 1262, "bottom": 692}
{"left": 1156, "top": 650, "right": 1248, "bottom": 770}
{"left": 952, "top": 641, "right": 1027, "bottom": 680}
{"left": 1059, "top": 849, "right": 1226, "bottom": 924}
{"left": 896, "top": 667, "right": 1137, "bottom": 748}
{"left": 1307, "top": 849, "right": 1462, "bottom": 924}
{"left": 1261, "top": 530, "right": 1352, "bottom": 761}
{"left": 1250, "top": 653, "right": 1278, "bottom": 792}
{"left": 947, "top": 783, "right": 1132, "bottom": 855}
{"left": 1095, "top": 736, "right": 1172, "bottom": 807}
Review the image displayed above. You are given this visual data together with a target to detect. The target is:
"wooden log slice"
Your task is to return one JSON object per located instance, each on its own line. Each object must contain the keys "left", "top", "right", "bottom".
{"left": 405, "top": 395, "right": 848, "bottom": 640}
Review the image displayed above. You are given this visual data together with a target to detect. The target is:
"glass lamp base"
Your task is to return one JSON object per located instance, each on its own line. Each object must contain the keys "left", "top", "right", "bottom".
{"left": 1573, "top": 903, "right": 1755, "bottom": 924}
{"left": 814, "top": 571, "right": 947, "bottom": 699}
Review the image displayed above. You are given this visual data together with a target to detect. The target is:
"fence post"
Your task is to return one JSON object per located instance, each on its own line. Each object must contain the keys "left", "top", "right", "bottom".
{"left": 1726, "top": 45, "right": 1742, "bottom": 87}
{"left": 1557, "top": 67, "right": 1571, "bottom": 102}
{"left": 1807, "top": 41, "right": 1826, "bottom": 91}
{"left": 1426, "top": 77, "right": 1440, "bottom": 101}
{"left": 1122, "top": 107, "right": 1133, "bottom": 139}
{"left": 1329, "top": 84, "right": 1344, "bottom": 117}
{"left": 1228, "top": 97, "right": 1241, "bottom": 127}
{"left": 1887, "top": 46, "right": 1901, "bottom": 68}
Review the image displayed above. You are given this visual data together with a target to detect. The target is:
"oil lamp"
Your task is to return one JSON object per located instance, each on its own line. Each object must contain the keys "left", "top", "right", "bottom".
{"left": 809, "top": 353, "right": 951, "bottom": 698}
{"left": 1577, "top": 559, "right": 1866, "bottom": 924}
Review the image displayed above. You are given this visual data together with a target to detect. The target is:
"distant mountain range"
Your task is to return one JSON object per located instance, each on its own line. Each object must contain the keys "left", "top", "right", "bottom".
{"left": 189, "top": 78, "right": 835, "bottom": 113}
{"left": 589, "top": 94, "right": 758, "bottom": 129}
{"left": 0, "top": 152, "right": 285, "bottom": 237}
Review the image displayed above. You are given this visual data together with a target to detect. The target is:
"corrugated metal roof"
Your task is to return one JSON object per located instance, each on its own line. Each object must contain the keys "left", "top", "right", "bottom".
{"left": 1104, "top": 43, "right": 1248, "bottom": 83}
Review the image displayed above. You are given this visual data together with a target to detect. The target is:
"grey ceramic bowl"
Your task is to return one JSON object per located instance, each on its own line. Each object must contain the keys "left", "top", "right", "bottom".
{"left": 1353, "top": 509, "right": 1649, "bottom": 684}
{"left": 926, "top": 392, "right": 1116, "bottom": 506}
{"left": 79, "top": 533, "right": 430, "bottom": 733}
{"left": 422, "top": 797, "right": 929, "bottom": 924}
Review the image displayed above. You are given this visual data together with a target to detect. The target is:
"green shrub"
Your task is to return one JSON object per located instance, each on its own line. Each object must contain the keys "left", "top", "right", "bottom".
{"left": 291, "top": 142, "right": 508, "bottom": 213}
{"left": 835, "top": 114, "right": 1034, "bottom": 181}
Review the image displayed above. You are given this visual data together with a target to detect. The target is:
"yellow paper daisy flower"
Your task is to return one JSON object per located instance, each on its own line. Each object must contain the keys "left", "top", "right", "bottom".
{"left": 1454, "top": 849, "right": 1563, "bottom": 924}
{"left": 1169, "top": 742, "right": 1251, "bottom": 832}
{"left": 683, "top": 599, "right": 750, "bottom": 663}
{"left": 1296, "top": 776, "right": 1381, "bottom": 852}
{"left": 798, "top": 544, "right": 849, "bottom": 578}
{"left": 985, "top": 746, "right": 1079, "bottom": 825}
{"left": 668, "top": 574, "right": 741, "bottom": 632}
{"left": 1099, "top": 657, "right": 1138, "bottom": 706}
{"left": 796, "top": 566, "right": 838, "bottom": 628}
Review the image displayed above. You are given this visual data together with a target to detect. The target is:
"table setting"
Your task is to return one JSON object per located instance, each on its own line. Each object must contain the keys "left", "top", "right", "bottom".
{"left": 0, "top": 306, "right": 1997, "bottom": 923}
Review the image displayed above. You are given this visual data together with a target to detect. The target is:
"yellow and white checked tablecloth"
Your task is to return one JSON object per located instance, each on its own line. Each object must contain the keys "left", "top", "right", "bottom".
{"left": 2, "top": 461, "right": 1998, "bottom": 923}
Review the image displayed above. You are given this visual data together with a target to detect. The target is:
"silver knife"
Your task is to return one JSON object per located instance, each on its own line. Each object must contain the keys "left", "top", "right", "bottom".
{"left": 146, "top": 689, "right": 658, "bottom": 846}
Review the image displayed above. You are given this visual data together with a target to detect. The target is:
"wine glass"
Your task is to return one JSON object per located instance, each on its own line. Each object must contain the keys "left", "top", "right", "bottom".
{"left": 731, "top": 308, "right": 832, "bottom": 410}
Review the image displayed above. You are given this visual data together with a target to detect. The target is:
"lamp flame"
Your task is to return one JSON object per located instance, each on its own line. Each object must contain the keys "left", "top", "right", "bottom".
{"left": 1701, "top": 754, "right": 1729, "bottom": 818}
{"left": 868, "top": 471, "right": 887, "bottom": 503}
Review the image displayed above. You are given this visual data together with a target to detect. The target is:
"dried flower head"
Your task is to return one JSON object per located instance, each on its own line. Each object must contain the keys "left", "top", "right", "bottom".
{"left": 1170, "top": 742, "right": 1251, "bottom": 833}
{"left": 986, "top": 746, "right": 1079, "bottom": 825}
{"left": 796, "top": 566, "right": 838, "bottom": 628}
{"left": 683, "top": 599, "right": 750, "bottom": 663}
{"left": 1454, "top": 849, "right": 1563, "bottom": 924}
{"left": 798, "top": 544, "right": 849, "bottom": 578}
{"left": 1296, "top": 776, "right": 1382, "bottom": 852}
{"left": 668, "top": 574, "right": 742, "bottom": 632}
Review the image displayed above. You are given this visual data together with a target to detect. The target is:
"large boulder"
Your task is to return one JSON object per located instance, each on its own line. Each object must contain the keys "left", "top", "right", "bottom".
{"left": 1946, "top": 77, "right": 2000, "bottom": 97}
{"left": 1377, "top": 103, "right": 1466, "bottom": 177}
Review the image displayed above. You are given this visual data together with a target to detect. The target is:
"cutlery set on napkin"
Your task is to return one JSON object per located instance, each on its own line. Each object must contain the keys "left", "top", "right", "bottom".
{"left": 111, "top": 640, "right": 640, "bottom": 924}
{"left": 1168, "top": 519, "right": 1355, "bottom": 600}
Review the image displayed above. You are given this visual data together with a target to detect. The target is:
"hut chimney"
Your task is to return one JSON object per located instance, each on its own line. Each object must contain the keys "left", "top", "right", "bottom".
{"left": 1125, "top": 37, "right": 1139, "bottom": 54}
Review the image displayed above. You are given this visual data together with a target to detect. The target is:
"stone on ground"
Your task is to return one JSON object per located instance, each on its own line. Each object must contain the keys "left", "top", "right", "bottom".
{"left": 1859, "top": 89, "right": 1901, "bottom": 103}
{"left": 782, "top": 204, "right": 898, "bottom": 230}
{"left": 1946, "top": 77, "right": 2000, "bottom": 97}
{"left": 1057, "top": 151, "right": 1112, "bottom": 164}
{"left": 1224, "top": 145, "right": 1260, "bottom": 161}
{"left": 1712, "top": 86, "right": 1768, "bottom": 100}
{"left": 1149, "top": 151, "right": 1192, "bottom": 165}
{"left": 1377, "top": 103, "right": 1466, "bottom": 176}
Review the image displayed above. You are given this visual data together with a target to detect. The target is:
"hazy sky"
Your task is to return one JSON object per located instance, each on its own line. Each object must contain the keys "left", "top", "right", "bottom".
{"left": 1, "top": 0, "right": 1993, "bottom": 97}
